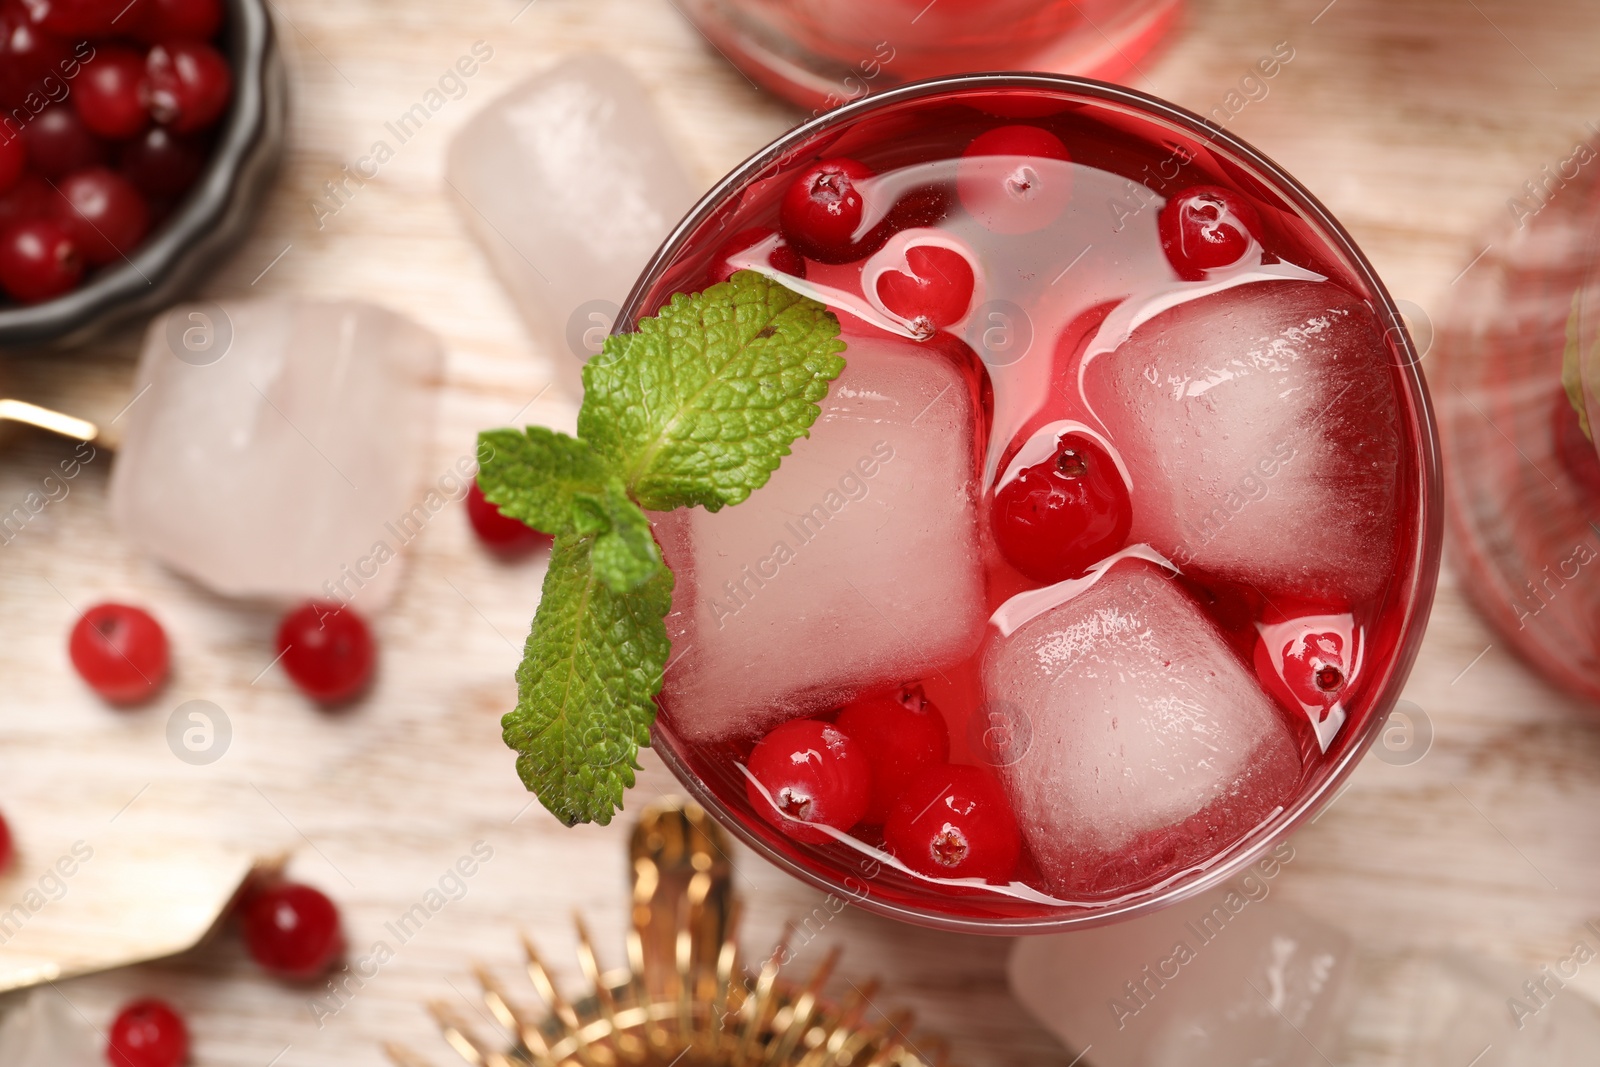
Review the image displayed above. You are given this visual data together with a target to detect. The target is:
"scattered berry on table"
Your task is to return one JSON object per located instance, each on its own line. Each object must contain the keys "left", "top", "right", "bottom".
{"left": 241, "top": 881, "right": 345, "bottom": 980}
{"left": 276, "top": 602, "right": 376, "bottom": 705}
{"left": 68, "top": 602, "right": 169, "bottom": 705}
{"left": 465, "top": 479, "right": 550, "bottom": 556}
{"left": 106, "top": 999, "right": 189, "bottom": 1067}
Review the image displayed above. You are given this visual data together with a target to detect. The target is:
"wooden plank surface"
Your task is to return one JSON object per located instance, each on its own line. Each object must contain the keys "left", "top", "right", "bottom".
{"left": 4, "top": 0, "right": 1600, "bottom": 1063}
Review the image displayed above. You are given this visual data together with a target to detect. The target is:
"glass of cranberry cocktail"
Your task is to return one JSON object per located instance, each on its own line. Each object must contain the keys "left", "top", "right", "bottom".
{"left": 624, "top": 74, "right": 1441, "bottom": 933}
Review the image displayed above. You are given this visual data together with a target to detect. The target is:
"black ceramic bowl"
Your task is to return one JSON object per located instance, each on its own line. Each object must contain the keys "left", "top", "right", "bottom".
{"left": 0, "top": 0, "right": 286, "bottom": 347}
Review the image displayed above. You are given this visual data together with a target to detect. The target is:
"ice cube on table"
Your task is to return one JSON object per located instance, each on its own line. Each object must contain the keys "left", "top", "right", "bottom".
{"left": 984, "top": 560, "right": 1301, "bottom": 897}
{"left": 1383, "top": 951, "right": 1600, "bottom": 1066}
{"left": 1009, "top": 881, "right": 1353, "bottom": 1067}
{"left": 110, "top": 298, "right": 443, "bottom": 608}
{"left": 656, "top": 334, "right": 987, "bottom": 744}
{"left": 446, "top": 55, "right": 697, "bottom": 400}
{"left": 0, "top": 991, "right": 99, "bottom": 1067}
{"left": 1081, "top": 280, "right": 1402, "bottom": 603}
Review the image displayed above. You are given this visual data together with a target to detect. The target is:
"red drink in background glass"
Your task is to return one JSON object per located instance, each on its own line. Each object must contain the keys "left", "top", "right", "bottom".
{"left": 1436, "top": 139, "right": 1600, "bottom": 705}
{"left": 674, "top": 0, "right": 1181, "bottom": 111}
{"left": 621, "top": 75, "right": 1440, "bottom": 932}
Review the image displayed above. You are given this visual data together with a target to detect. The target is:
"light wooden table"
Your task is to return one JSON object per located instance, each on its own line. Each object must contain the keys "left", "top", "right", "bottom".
{"left": 3, "top": 0, "right": 1600, "bottom": 1063}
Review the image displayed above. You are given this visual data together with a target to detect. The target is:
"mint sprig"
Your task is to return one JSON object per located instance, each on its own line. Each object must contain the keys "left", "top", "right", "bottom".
{"left": 479, "top": 272, "right": 847, "bottom": 826}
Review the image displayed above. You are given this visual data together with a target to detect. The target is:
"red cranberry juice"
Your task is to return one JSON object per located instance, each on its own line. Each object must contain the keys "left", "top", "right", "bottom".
{"left": 641, "top": 88, "right": 1424, "bottom": 921}
{"left": 715, "top": 0, "right": 1131, "bottom": 79}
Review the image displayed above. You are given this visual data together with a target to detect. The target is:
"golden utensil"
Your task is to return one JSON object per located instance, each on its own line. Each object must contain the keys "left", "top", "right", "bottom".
{"left": 385, "top": 799, "right": 950, "bottom": 1067}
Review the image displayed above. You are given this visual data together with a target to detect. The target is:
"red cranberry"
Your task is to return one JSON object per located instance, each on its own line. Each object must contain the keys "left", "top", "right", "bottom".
{"left": 19, "top": 0, "right": 122, "bottom": 36}
{"left": 958, "top": 125, "right": 1072, "bottom": 235}
{"left": 0, "top": 218, "right": 83, "bottom": 303}
{"left": 884, "top": 764, "right": 1020, "bottom": 882}
{"left": 873, "top": 241, "right": 976, "bottom": 335}
{"left": 145, "top": 41, "right": 231, "bottom": 134}
{"left": 119, "top": 125, "right": 206, "bottom": 198}
{"left": 54, "top": 166, "right": 149, "bottom": 265}
{"left": 241, "top": 881, "right": 345, "bottom": 980}
{"left": 68, "top": 602, "right": 170, "bottom": 705}
{"left": 0, "top": 4, "right": 72, "bottom": 110}
{"left": 131, "top": 0, "right": 222, "bottom": 41}
{"left": 0, "top": 173, "right": 59, "bottom": 230}
{"left": 834, "top": 684, "right": 950, "bottom": 825}
{"left": 76, "top": 44, "right": 150, "bottom": 140}
{"left": 745, "top": 719, "right": 871, "bottom": 843}
{"left": 106, "top": 999, "right": 189, "bottom": 1067}
{"left": 881, "top": 183, "right": 951, "bottom": 233}
{"left": 465, "top": 479, "right": 549, "bottom": 556}
{"left": 710, "top": 226, "right": 806, "bottom": 284}
{"left": 991, "top": 432, "right": 1132, "bottom": 584}
{"left": 0, "top": 810, "right": 12, "bottom": 873}
{"left": 1276, "top": 630, "right": 1347, "bottom": 707}
{"left": 276, "top": 601, "right": 376, "bottom": 704}
{"left": 0, "top": 131, "right": 23, "bottom": 194}
{"left": 779, "top": 157, "right": 876, "bottom": 263}
{"left": 1158, "top": 185, "right": 1263, "bottom": 279}
{"left": 21, "top": 104, "right": 106, "bottom": 179}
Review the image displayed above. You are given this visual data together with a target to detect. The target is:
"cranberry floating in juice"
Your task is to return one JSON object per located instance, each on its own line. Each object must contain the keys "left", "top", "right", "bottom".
{"left": 629, "top": 76, "right": 1438, "bottom": 929}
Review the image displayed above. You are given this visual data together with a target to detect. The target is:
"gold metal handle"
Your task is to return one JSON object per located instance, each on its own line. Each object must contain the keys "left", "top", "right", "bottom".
{"left": 0, "top": 399, "right": 99, "bottom": 444}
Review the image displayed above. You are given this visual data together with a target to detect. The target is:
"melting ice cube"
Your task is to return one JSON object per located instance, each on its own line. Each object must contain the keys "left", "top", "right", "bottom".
{"left": 446, "top": 55, "right": 697, "bottom": 399}
{"left": 110, "top": 298, "right": 443, "bottom": 607}
{"left": 1009, "top": 877, "right": 1353, "bottom": 1067}
{"left": 0, "top": 992, "right": 99, "bottom": 1067}
{"left": 983, "top": 560, "right": 1301, "bottom": 897}
{"left": 1385, "top": 950, "right": 1600, "bottom": 1066}
{"left": 1081, "top": 280, "right": 1402, "bottom": 603}
{"left": 656, "top": 333, "right": 987, "bottom": 743}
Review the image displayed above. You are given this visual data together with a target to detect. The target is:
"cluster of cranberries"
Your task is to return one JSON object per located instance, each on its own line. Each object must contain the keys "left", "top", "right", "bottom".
{"left": 68, "top": 599, "right": 376, "bottom": 707}
{"left": 0, "top": 0, "right": 233, "bottom": 305}
{"left": 733, "top": 134, "right": 1291, "bottom": 878}
{"left": 745, "top": 686, "right": 1023, "bottom": 884}
{"left": 709, "top": 124, "right": 1268, "bottom": 588}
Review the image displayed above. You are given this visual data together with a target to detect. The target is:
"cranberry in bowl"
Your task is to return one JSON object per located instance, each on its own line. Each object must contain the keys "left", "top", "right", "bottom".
{"left": 627, "top": 74, "right": 1441, "bottom": 933}
{"left": 0, "top": 0, "right": 285, "bottom": 346}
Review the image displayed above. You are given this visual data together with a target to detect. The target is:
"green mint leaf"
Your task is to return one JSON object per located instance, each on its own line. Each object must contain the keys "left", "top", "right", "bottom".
{"left": 502, "top": 531, "right": 673, "bottom": 826}
{"left": 579, "top": 270, "right": 847, "bottom": 512}
{"left": 476, "top": 427, "right": 611, "bottom": 535}
{"left": 581, "top": 480, "right": 661, "bottom": 593}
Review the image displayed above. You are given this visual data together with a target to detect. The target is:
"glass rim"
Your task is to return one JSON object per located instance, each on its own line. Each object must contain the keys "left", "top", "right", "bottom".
{"left": 622, "top": 71, "right": 1445, "bottom": 935}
